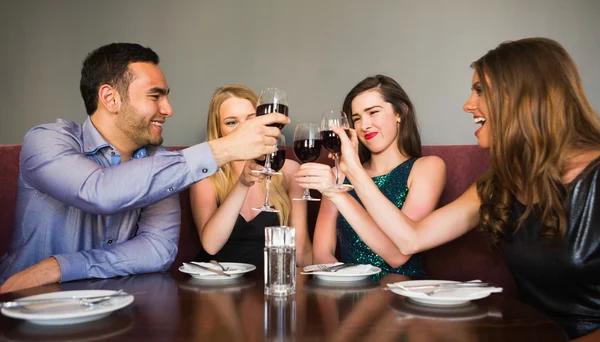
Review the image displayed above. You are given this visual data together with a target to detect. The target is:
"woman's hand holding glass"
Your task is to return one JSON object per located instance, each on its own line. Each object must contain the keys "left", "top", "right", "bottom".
{"left": 294, "top": 163, "right": 338, "bottom": 198}
{"left": 329, "top": 125, "right": 362, "bottom": 177}
{"left": 319, "top": 110, "right": 354, "bottom": 192}
{"left": 239, "top": 160, "right": 267, "bottom": 188}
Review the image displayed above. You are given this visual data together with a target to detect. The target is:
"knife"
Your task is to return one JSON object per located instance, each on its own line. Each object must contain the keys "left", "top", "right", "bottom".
{"left": 0, "top": 291, "right": 135, "bottom": 309}
{"left": 389, "top": 282, "right": 494, "bottom": 290}
{"left": 184, "top": 262, "right": 231, "bottom": 277}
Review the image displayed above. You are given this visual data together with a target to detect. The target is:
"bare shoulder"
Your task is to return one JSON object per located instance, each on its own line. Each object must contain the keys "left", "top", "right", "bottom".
{"left": 412, "top": 155, "right": 446, "bottom": 174}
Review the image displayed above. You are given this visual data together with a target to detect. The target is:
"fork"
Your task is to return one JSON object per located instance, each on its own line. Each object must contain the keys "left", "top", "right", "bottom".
{"left": 317, "top": 263, "right": 357, "bottom": 272}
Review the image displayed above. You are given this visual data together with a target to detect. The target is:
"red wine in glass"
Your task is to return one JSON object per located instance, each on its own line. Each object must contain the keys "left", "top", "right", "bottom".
{"left": 269, "top": 148, "right": 286, "bottom": 171}
{"left": 253, "top": 87, "right": 289, "bottom": 175}
{"left": 255, "top": 148, "right": 286, "bottom": 168}
{"left": 293, "top": 139, "right": 322, "bottom": 163}
{"left": 319, "top": 110, "right": 353, "bottom": 192}
{"left": 253, "top": 135, "right": 286, "bottom": 212}
{"left": 320, "top": 130, "right": 341, "bottom": 154}
{"left": 256, "top": 103, "right": 289, "bottom": 130}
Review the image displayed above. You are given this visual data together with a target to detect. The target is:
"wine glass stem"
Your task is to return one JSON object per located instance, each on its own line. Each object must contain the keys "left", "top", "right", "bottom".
{"left": 334, "top": 153, "right": 340, "bottom": 186}
{"left": 303, "top": 189, "right": 311, "bottom": 198}
{"left": 263, "top": 176, "right": 272, "bottom": 208}
{"left": 264, "top": 153, "right": 272, "bottom": 170}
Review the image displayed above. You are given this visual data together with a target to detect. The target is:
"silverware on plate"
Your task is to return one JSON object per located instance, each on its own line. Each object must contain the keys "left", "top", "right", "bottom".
{"left": 210, "top": 260, "right": 228, "bottom": 271}
{"left": 391, "top": 282, "right": 495, "bottom": 290}
{"left": 304, "top": 263, "right": 358, "bottom": 273}
{"left": 0, "top": 289, "right": 135, "bottom": 309}
{"left": 183, "top": 262, "right": 231, "bottom": 277}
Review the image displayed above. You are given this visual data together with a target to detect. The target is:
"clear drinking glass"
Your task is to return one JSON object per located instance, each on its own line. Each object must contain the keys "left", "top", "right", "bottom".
{"left": 292, "top": 123, "right": 322, "bottom": 201}
{"left": 253, "top": 87, "right": 289, "bottom": 175}
{"left": 264, "top": 226, "right": 296, "bottom": 296}
{"left": 320, "top": 110, "right": 354, "bottom": 192}
{"left": 253, "top": 135, "right": 286, "bottom": 213}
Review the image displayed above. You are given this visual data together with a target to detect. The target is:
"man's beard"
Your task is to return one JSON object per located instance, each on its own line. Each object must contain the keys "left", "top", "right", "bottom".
{"left": 116, "top": 105, "right": 163, "bottom": 147}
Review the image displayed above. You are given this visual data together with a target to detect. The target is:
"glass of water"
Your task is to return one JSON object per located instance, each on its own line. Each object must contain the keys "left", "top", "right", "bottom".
{"left": 264, "top": 226, "right": 296, "bottom": 296}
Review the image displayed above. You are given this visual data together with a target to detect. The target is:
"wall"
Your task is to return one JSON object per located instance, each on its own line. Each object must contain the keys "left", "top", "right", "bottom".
{"left": 0, "top": 0, "right": 598, "bottom": 146}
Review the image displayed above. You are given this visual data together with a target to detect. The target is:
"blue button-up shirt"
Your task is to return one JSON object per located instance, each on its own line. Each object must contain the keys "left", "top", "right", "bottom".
{"left": 0, "top": 118, "right": 218, "bottom": 283}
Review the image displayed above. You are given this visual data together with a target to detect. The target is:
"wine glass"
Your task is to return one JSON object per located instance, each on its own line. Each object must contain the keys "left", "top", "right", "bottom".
{"left": 253, "top": 87, "right": 289, "bottom": 175}
{"left": 253, "top": 135, "right": 287, "bottom": 212}
{"left": 320, "top": 110, "right": 354, "bottom": 192}
{"left": 293, "top": 123, "right": 322, "bottom": 201}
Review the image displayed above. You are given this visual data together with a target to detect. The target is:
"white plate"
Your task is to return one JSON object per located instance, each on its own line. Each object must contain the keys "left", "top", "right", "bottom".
{"left": 387, "top": 280, "right": 502, "bottom": 307}
{"left": 301, "top": 264, "right": 381, "bottom": 282}
{"left": 1, "top": 290, "right": 134, "bottom": 325}
{"left": 178, "top": 262, "right": 256, "bottom": 281}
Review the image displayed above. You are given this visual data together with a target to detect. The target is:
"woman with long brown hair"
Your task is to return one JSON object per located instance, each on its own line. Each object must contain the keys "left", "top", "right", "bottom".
{"left": 191, "top": 85, "right": 312, "bottom": 267}
{"left": 304, "top": 38, "right": 600, "bottom": 341}
{"left": 296, "top": 75, "right": 446, "bottom": 276}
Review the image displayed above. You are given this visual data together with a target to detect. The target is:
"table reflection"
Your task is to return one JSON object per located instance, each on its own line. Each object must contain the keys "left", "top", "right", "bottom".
{"left": 0, "top": 270, "right": 569, "bottom": 341}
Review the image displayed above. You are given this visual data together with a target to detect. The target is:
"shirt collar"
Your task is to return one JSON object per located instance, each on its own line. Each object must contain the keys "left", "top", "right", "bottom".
{"left": 82, "top": 117, "right": 148, "bottom": 163}
{"left": 82, "top": 117, "right": 110, "bottom": 155}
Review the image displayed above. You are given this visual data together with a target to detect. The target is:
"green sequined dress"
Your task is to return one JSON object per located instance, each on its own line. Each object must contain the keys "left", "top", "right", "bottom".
{"left": 336, "top": 157, "right": 426, "bottom": 277}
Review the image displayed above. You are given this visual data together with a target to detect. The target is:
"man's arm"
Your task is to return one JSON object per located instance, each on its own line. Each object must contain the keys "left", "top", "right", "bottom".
{"left": 1, "top": 193, "right": 181, "bottom": 292}
{"left": 55, "top": 194, "right": 181, "bottom": 282}
{"left": 20, "top": 127, "right": 217, "bottom": 215}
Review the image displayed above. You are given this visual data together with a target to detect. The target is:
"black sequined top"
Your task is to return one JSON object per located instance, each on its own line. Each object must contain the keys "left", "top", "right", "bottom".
{"left": 337, "top": 158, "right": 426, "bottom": 277}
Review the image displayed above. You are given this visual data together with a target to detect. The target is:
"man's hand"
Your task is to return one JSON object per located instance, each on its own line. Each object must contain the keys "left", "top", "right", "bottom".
{"left": 0, "top": 257, "right": 61, "bottom": 294}
{"left": 208, "top": 113, "right": 290, "bottom": 167}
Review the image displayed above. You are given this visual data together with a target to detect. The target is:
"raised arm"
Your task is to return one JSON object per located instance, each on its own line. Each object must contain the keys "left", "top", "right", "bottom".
{"left": 190, "top": 161, "right": 266, "bottom": 255}
{"left": 312, "top": 195, "right": 341, "bottom": 264}
{"left": 297, "top": 163, "right": 418, "bottom": 267}
{"left": 21, "top": 125, "right": 218, "bottom": 215}
{"left": 283, "top": 160, "right": 313, "bottom": 266}
{"left": 331, "top": 126, "right": 481, "bottom": 254}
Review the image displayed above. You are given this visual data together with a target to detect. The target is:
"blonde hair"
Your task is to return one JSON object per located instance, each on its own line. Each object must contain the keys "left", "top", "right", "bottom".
{"left": 473, "top": 38, "right": 600, "bottom": 243}
{"left": 206, "top": 85, "right": 291, "bottom": 225}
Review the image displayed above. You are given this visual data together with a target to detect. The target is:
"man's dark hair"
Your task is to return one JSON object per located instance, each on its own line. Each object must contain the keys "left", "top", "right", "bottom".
{"left": 80, "top": 43, "right": 159, "bottom": 115}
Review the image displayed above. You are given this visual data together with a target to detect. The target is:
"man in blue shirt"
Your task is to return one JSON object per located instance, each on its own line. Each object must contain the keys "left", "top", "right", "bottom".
{"left": 0, "top": 43, "right": 288, "bottom": 293}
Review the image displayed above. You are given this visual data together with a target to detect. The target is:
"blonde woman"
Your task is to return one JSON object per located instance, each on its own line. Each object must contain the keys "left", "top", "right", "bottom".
{"left": 191, "top": 85, "right": 312, "bottom": 267}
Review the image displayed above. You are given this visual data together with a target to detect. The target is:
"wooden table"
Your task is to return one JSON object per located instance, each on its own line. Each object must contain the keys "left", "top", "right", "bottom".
{"left": 0, "top": 269, "right": 568, "bottom": 341}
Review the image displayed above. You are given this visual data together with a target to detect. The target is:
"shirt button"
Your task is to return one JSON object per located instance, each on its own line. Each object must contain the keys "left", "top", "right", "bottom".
{"left": 202, "top": 168, "right": 208, "bottom": 173}
{"left": 107, "top": 239, "right": 113, "bottom": 245}
{"left": 168, "top": 187, "right": 174, "bottom": 192}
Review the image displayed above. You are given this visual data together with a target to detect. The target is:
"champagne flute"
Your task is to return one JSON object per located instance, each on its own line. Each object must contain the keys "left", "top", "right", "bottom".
{"left": 253, "top": 135, "right": 287, "bottom": 212}
{"left": 293, "top": 123, "right": 322, "bottom": 201}
{"left": 253, "top": 87, "right": 289, "bottom": 175}
{"left": 320, "top": 110, "right": 354, "bottom": 192}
